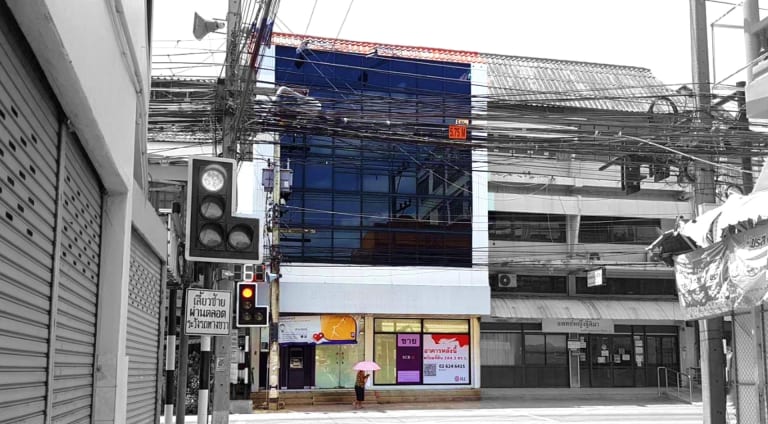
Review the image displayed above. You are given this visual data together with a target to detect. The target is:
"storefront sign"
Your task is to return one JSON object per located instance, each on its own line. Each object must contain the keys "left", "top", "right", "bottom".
{"left": 542, "top": 318, "right": 614, "bottom": 334}
{"left": 278, "top": 315, "right": 357, "bottom": 344}
{"left": 396, "top": 334, "right": 421, "bottom": 384}
{"left": 422, "top": 334, "right": 470, "bottom": 384}
{"left": 185, "top": 289, "right": 231, "bottom": 336}
{"left": 675, "top": 224, "right": 768, "bottom": 320}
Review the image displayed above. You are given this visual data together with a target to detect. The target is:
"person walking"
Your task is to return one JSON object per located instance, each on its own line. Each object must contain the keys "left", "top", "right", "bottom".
{"left": 353, "top": 370, "right": 369, "bottom": 409}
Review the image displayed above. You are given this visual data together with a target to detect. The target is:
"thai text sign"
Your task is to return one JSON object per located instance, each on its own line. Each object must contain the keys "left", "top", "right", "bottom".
{"left": 278, "top": 315, "right": 357, "bottom": 344}
{"left": 396, "top": 334, "right": 421, "bottom": 384}
{"left": 422, "top": 334, "right": 470, "bottom": 384}
{"left": 542, "top": 318, "right": 614, "bottom": 334}
{"left": 185, "top": 289, "right": 231, "bottom": 336}
{"left": 675, "top": 224, "right": 768, "bottom": 320}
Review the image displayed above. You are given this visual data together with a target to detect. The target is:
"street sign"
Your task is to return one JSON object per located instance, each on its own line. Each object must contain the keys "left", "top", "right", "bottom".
{"left": 587, "top": 268, "right": 605, "bottom": 287}
{"left": 185, "top": 289, "right": 232, "bottom": 335}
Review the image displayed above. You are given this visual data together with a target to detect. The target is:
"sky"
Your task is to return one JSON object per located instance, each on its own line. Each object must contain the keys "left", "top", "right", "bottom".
{"left": 151, "top": 0, "right": 753, "bottom": 88}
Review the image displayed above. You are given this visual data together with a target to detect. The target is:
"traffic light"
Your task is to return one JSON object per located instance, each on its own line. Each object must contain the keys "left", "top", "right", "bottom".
{"left": 620, "top": 156, "right": 643, "bottom": 195}
{"left": 185, "top": 157, "right": 260, "bottom": 263}
{"left": 236, "top": 282, "right": 268, "bottom": 327}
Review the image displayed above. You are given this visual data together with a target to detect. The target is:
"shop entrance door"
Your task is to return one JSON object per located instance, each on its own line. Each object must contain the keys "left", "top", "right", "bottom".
{"left": 588, "top": 335, "right": 635, "bottom": 387}
{"left": 315, "top": 343, "right": 363, "bottom": 388}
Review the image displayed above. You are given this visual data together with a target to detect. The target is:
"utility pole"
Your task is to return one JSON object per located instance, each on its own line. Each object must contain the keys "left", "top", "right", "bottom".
{"left": 690, "top": 1, "right": 726, "bottom": 423}
{"left": 213, "top": 1, "right": 241, "bottom": 423}
{"left": 267, "top": 148, "right": 281, "bottom": 410}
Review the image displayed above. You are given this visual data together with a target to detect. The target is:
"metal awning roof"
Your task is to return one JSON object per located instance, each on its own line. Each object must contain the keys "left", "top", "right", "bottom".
{"left": 490, "top": 297, "right": 684, "bottom": 322}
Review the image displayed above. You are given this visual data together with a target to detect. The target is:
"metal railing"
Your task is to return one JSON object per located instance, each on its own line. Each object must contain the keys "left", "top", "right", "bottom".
{"left": 657, "top": 366, "right": 695, "bottom": 404}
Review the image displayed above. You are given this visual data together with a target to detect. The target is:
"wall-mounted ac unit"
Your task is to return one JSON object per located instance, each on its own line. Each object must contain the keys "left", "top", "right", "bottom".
{"left": 498, "top": 273, "right": 517, "bottom": 288}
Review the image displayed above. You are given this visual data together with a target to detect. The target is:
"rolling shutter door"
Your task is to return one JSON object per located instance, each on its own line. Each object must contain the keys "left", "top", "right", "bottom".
{"left": 51, "top": 132, "right": 102, "bottom": 423}
{"left": 126, "top": 232, "right": 162, "bottom": 423}
{"left": 0, "top": 4, "right": 61, "bottom": 422}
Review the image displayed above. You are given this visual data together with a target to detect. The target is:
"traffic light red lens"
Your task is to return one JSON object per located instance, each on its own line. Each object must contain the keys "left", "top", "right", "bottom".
{"left": 241, "top": 287, "right": 254, "bottom": 298}
{"left": 199, "top": 223, "right": 224, "bottom": 247}
{"left": 199, "top": 195, "right": 225, "bottom": 220}
{"left": 228, "top": 225, "right": 254, "bottom": 250}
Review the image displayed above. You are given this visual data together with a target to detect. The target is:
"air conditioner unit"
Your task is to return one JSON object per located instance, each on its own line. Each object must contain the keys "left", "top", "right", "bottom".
{"left": 498, "top": 273, "right": 517, "bottom": 288}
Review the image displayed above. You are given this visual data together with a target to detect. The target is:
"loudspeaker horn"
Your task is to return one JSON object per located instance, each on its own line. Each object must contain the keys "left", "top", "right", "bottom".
{"left": 193, "top": 12, "right": 225, "bottom": 41}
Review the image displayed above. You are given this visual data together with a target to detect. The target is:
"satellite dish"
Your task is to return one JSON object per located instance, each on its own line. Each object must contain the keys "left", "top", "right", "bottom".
{"left": 193, "top": 12, "right": 225, "bottom": 41}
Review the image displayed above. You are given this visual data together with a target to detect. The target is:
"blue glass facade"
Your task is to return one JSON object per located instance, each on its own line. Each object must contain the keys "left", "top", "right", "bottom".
{"left": 274, "top": 46, "right": 473, "bottom": 266}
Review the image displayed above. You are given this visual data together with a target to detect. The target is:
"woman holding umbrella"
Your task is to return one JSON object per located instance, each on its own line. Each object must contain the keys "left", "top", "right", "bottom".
{"left": 352, "top": 360, "right": 379, "bottom": 409}
{"left": 353, "top": 370, "right": 369, "bottom": 409}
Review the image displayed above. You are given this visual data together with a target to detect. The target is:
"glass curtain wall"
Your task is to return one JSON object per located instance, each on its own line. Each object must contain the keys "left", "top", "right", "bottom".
{"left": 274, "top": 46, "right": 473, "bottom": 267}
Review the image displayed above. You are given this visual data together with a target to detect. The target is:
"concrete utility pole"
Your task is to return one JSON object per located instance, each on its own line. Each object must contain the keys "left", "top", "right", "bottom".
{"left": 212, "top": 1, "right": 241, "bottom": 423}
{"left": 690, "top": 1, "right": 726, "bottom": 423}
{"left": 267, "top": 147, "right": 282, "bottom": 410}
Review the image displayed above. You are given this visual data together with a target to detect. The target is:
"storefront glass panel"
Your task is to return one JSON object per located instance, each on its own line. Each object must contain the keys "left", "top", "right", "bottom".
{"left": 315, "top": 343, "right": 363, "bottom": 389}
{"left": 374, "top": 334, "right": 397, "bottom": 384}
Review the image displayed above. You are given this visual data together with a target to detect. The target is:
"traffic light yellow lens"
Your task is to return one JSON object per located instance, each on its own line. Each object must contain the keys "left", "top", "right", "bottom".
{"left": 241, "top": 287, "right": 254, "bottom": 298}
{"left": 199, "top": 196, "right": 224, "bottom": 220}
{"left": 200, "top": 165, "right": 226, "bottom": 192}
{"left": 228, "top": 225, "right": 253, "bottom": 250}
{"left": 199, "top": 223, "right": 224, "bottom": 247}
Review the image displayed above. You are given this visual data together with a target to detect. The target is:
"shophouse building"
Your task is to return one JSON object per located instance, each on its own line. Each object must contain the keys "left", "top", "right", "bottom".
{"left": 255, "top": 33, "right": 491, "bottom": 396}
{"left": 479, "top": 55, "right": 695, "bottom": 388}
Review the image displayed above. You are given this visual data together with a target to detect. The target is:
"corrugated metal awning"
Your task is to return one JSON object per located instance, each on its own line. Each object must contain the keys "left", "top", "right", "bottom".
{"left": 490, "top": 297, "right": 684, "bottom": 322}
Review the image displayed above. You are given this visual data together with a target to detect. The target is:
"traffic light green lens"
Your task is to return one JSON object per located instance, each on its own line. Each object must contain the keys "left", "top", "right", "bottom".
{"left": 199, "top": 195, "right": 224, "bottom": 220}
{"left": 200, "top": 165, "right": 226, "bottom": 192}
{"left": 228, "top": 225, "right": 253, "bottom": 250}
{"left": 199, "top": 223, "right": 224, "bottom": 247}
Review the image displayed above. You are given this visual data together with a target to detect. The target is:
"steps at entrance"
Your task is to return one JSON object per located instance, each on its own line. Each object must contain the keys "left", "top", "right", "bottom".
{"left": 251, "top": 388, "right": 481, "bottom": 409}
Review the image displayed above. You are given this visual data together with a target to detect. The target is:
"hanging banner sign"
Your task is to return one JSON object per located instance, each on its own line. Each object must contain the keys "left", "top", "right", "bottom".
{"left": 185, "top": 289, "right": 232, "bottom": 336}
{"left": 278, "top": 315, "right": 357, "bottom": 344}
{"left": 422, "top": 334, "right": 470, "bottom": 384}
{"left": 675, "top": 224, "right": 768, "bottom": 320}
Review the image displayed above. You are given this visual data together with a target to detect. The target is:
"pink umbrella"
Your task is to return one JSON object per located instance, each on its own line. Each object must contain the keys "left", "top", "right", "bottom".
{"left": 353, "top": 360, "right": 381, "bottom": 371}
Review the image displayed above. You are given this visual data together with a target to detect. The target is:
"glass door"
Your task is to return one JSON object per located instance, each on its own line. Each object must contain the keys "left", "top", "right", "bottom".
{"left": 315, "top": 343, "right": 363, "bottom": 389}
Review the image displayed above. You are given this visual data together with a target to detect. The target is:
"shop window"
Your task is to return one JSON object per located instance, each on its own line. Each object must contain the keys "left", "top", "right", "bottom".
{"left": 375, "top": 318, "right": 422, "bottom": 333}
{"left": 579, "top": 216, "right": 661, "bottom": 245}
{"left": 524, "top": 334, "right": 546, "bottom": 365}
{"left": 374, "top": 334, "right": 396, "bottom": 384}
{"left": 489, "top": 212, "right": 566, "bottom": 243}
{"left": 575, "top": 277, "right": 677, "bottom": 296}
{"left": 424, "top": 319, "right": 469, "bottom": 333}
{"left": 481, "top": 332, "right": 522, "bottom": 366}
{"left": 373, "top": 318, "right": 470, "bottom": 385}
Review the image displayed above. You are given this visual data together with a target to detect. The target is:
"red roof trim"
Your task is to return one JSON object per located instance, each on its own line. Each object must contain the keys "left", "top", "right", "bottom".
{"left": 271, "top": 32, "right": 482, "bottom": 64}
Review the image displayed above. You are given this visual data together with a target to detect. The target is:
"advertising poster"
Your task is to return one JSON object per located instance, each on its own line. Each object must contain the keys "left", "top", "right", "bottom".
{"left": 278, "top": 315, "right": 357, "bottom": 344}
{"left": 422, "top": 334, "right": 470, "bottom": 384}
{"left": 396, "top": 334, "right": 421, "bottom": 384}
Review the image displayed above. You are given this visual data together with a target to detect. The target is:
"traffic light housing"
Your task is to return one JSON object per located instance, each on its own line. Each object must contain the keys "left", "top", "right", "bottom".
{"left": 621, "top": 156, "right": 643, "bottom": 195}
{"left": 236, "top": 282, "right": 268, "bottom": 327}
{"left": 185, "top": 157, "right": 260, "bottom": 263}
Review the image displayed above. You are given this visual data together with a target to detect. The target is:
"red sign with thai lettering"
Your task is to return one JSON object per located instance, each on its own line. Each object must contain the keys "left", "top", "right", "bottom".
{"left": 448, "top": 125, "right": 467, "bottom": 140}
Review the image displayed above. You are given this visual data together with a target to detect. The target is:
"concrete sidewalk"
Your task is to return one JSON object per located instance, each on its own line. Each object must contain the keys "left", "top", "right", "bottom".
{"left": 163, "top": 387, "right": 701, "bottom": 423}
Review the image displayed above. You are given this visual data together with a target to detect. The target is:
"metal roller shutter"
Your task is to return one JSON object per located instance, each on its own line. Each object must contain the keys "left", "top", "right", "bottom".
{"left": 0, "top": 3, "right": 61, "bottom": 422}
{"left": 51, "top": 132, "right": 102, "bottom": 423}
{"left": 126, "top": 232, "right": 162, "bottom": 423}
